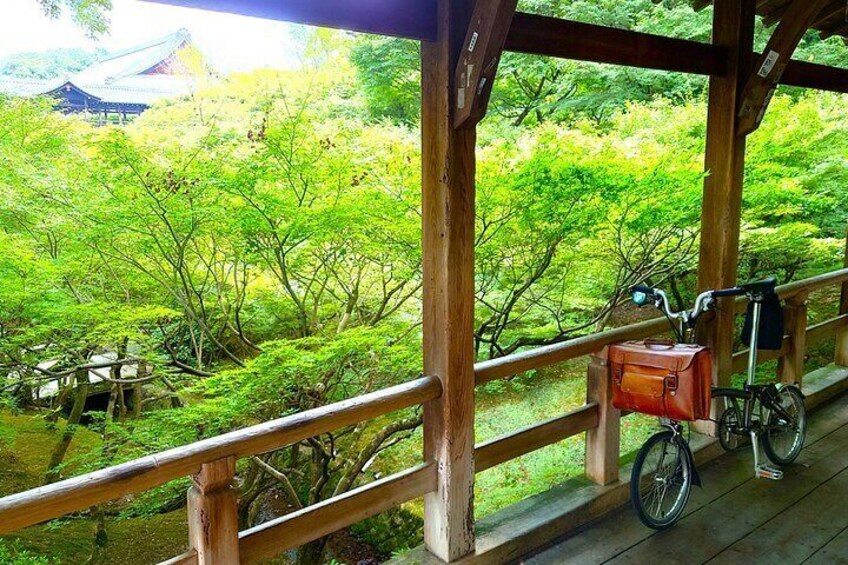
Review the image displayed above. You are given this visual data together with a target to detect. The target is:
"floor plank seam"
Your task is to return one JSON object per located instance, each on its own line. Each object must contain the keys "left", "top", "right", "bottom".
{"left": 600, "top": 407, "right": 848, "bottom": 564}
{"left": 700, "top": 466, "right": 848, "bottom": 564}
{"left": 526, "top": 393, "right": 848, "bottom": 565}
{"left": 800, "top": 524, "right": 848, "bottom": 564}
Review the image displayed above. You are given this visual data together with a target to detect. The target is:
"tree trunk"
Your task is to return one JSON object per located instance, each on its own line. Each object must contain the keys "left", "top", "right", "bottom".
{"left": 295, "top": 538, "right": 329, "bottom": 565}
{"left": 44, "top": 368, "right": 89, "bottom": 484}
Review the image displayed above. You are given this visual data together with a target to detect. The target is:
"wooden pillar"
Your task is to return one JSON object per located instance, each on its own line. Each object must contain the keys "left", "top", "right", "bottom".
{"left": 697, "top": 0, "right": 756, "bottom": 389}
{"left": 421, "top": 0, "right": 476, "bottom": 561}
{"left": 585, "top": 349, "right": 620, "bottom": 485}
{"left": 836, "top": 229, "right": 848, "bottom": 366}
{"left": 188, "top": 457, "right": 240, "bottom": 564}
{"left": 779, "top": 292, "right": 808, "bottom": 385}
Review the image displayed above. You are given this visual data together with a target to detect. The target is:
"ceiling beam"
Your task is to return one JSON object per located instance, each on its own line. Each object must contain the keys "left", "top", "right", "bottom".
{"left": 780, "top": 58, "right": 848, "bottom": 93}
{"left": 736, "top": 0, "right": 832, "bottom": 136}
{"left": 140, "top": 0, "right": 437, "bottom": 40}
{"left": 505, "top": 13, "right": 727, "bottom": 76}
{"left": 454, "top": 0, "right": 518, "bottom": 129}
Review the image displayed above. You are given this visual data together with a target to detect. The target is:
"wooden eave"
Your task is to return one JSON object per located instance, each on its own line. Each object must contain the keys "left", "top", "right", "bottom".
{"left": 689, "top": 0, "right": 848, "bottom": 41}
{"left": 143, "top": 0, "right": 848, "bottom": 94}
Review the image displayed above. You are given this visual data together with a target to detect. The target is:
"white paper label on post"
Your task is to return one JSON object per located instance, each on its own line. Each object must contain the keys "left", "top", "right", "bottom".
{"left": 758, "top": 50, "right": 779, "bottom": 78}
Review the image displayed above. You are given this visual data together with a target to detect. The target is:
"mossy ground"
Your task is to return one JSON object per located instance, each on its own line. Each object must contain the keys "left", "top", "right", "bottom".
{"left": 0, "top": 411, "right": 189, "bottom": 564}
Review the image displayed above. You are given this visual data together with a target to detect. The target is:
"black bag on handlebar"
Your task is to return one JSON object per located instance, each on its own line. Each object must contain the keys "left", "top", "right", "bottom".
{"left": 741, "top": 291, "right": 784, "bottom": 350}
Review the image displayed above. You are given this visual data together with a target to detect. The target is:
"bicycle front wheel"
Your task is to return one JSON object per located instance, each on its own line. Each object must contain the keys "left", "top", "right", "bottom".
{"left": 630, "top": 430, "right": 692, "bottom": 530}
{"left": 763, "top": 386, "right": 807, "bottom": 466}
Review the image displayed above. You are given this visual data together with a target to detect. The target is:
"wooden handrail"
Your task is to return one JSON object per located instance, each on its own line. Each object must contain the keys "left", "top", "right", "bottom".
{"left": 475, "top": 403, "right": 599, "bottom": 473}
{"left": 806, "top": 314, "right": 848, "bottom": 346}
{"left": 474, "top": 317, "right": 669, "bottom": 384}
{"left": 238, "top": 463, "right": 437, "bottom": 563}
{"left": 478, "top": 268, "right": 848, "bottom": 385}
{"left": 0, "top": 375, "right": 441, "bottom": 534}
{"left": 160, "top": 550, "right": 198, "bottom": 565}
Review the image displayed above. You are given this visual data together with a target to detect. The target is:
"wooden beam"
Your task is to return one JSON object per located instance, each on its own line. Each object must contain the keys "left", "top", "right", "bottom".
{"left": 781, "top": 58, "right": 848, "bottom": 94}
{"left": 454, "top": 0, "right": 518, "bottom": 129}
{"left": 697, "top": 0, "right": 755, "bottom": 389}
{"left": 811, "top": 2, "right": 848, "bottom": 28}
{"left": 238, "top": 463, "right": 437, "bottom": 563}
{"left": 505, "top": 12, "right": 727, "bottom": 76}
{"left": 505, "top": 14, "right": 848, "bottom": 93}
{"left": 821, "top": 21, "right": 848, "bottom": 39}
{"left": 762, "top": 2, "right": 791, "bottom": 27}
{"left": 140, "top": 0, "right": 437, "bottom": 40}
{"left": 737, "top": 0, "right": 831, "bottom": 135}
{"left": 421, "top": 0, "right": 477, "bottom": 560}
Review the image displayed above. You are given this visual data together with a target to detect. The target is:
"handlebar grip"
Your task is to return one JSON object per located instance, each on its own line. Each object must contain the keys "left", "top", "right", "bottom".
{"left": 631, "top": 285, "right": 655, "bottom": 294}
{"left": 712, "top": 286, "right": 745, "bottom": 298}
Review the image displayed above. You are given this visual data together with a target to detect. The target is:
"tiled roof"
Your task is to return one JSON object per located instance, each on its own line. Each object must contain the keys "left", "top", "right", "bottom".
{"left": 73, "top": 29, "right": 192, "bottom": 84}
{"left": 0, "top": 77, "right": 62, "bottom": 97}
{"left": 0, "top": 29, "right": 197, "bottom": 108}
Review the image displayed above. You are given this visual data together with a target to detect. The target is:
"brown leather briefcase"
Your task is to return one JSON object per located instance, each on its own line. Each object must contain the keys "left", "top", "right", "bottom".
{"left": 609, "top": 340, "right": 712, "bottom": 422}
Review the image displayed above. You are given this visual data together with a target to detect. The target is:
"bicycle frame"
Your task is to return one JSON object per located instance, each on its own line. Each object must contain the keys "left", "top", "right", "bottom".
{"left": 633, "top": 279, "right": 798, "bottom": 480}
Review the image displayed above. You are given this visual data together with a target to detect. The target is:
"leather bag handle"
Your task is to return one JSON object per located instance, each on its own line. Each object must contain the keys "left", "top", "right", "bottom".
{"left": 644, "top": 338, "right": 675, "bottom": 350}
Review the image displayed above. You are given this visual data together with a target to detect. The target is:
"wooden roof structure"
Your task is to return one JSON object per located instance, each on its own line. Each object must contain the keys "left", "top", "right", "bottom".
{"left": 1, "top": 1, "right": 848, "bottom": 564}
{"left": 690, "top": 0, "right": 848, "bottom": 40}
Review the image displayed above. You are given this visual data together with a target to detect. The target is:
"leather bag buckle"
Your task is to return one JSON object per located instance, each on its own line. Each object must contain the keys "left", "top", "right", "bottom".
{"left": 666, "top": 374, "right": 678, "bottom": 395}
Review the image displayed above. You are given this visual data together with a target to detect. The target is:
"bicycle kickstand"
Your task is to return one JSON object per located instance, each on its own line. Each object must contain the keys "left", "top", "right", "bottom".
{"left": 750, "top": 430, "right": 783, "bottom": 480}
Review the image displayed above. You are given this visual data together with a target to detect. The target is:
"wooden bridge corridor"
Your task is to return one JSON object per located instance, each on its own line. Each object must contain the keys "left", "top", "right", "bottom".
{"left": 525, "top": 385, "right": 848, "bottom": 565}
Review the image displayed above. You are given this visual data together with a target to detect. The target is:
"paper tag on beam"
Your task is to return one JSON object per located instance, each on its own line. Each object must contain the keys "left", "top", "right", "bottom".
{"left": 468, "top": 32, "right": 479, "bottom": 53}
{"left": 758, "top": 50, "right": 779, "bottom": 78}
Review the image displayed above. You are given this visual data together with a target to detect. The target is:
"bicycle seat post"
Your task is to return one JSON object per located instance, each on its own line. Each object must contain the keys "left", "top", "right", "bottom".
{"left": 746, "top": 299, "right": 763, "bottom": 387}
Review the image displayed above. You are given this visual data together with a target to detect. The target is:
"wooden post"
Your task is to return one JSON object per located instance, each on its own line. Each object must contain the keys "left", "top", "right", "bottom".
{"left": 836, "top": 229, "right": 848, "bottom": 366}
{"left": 421, "top": 0, "right": 477, "bottom": 561}
{"left": 697, "top": 0, "right": 756, "bottom": 390}
{"left": 187, "top": 457, "right": 240, "bottom": 565}
{"left": 585, "top": 349, "right": 620, "bottom": 485}
{"left": 779, "top": 292, "right": 808, "bottom": 385}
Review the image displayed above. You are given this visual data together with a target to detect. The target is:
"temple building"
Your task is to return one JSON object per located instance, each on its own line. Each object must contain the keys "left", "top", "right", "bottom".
{"left": 0, "top": 29, "right": 202, "bottom": 121}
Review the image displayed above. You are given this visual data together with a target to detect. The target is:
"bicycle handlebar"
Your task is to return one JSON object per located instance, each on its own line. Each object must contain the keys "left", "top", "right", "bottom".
{"left": 712, "top": 286, "right": 746, "bottom": 298}
{"left": 630, "top": 277, "right": 777, "bottom": 328}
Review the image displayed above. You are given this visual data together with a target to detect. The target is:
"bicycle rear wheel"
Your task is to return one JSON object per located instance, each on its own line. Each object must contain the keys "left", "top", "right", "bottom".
{"left": 763, "top": 386, "right": 807, "bottom": 466}
{"left": 718, "top": 406, "right": 743, "bottom": 452}
{"left": 630, "top": 430, "right": 692, "bottom": 530}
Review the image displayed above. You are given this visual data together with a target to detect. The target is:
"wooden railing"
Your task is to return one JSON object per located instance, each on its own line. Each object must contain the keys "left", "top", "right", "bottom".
{"left": 2, "top": 267, "right": 848, "bottom": 564}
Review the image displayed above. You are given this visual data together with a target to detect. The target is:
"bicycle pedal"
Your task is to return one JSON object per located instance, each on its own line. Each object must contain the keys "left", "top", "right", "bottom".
{"left": 755, "top": 466, "right": 783, "bottom": 480}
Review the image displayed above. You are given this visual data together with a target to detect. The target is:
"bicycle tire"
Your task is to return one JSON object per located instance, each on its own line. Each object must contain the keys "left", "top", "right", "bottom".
{"left": 718, "top": 406, "right": 742, "bottom": 452}
{"left": 630, "top": 430, "right": 692, "bottom": 530}
{"left": 763, "top": 386, "right": 807, "bottom": 466}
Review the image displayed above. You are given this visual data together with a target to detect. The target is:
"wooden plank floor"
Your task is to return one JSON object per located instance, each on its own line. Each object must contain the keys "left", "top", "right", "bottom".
{"left": 524, "top": 392, "right": 848, "bottom": 565}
